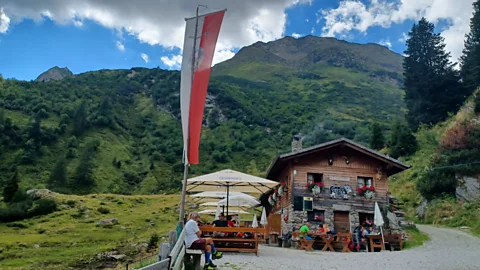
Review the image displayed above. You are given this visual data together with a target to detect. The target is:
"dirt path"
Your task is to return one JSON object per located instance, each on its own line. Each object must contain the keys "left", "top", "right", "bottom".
{"left": 214, "top": 225, "right": 480, "bottom": 270}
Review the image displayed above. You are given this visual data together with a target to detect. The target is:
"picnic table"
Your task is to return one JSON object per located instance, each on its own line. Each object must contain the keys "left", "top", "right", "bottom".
{"left": 199, "top": 226, "right": 267, "bottom": 256}
{"left": 366, "top": 234, "right": 384, "bottom": 252}
{"left": 292, "top": 232, "right": 352, "bottom": 252}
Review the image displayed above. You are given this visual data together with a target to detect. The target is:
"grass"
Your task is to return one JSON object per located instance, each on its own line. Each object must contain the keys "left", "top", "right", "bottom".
{"left": 403, "top": 227, "right": 430, "bottom": 249}
{"left": 0, "top": 193, "right": 180, "bottom": 269}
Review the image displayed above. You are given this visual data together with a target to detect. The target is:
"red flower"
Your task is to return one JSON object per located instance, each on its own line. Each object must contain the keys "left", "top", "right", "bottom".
{"left": 362, "top": 185, "right": 367, "bottom": 191}
{"left": 306, "top": 183, "right": 310, "bottom": 188}
{"left": 318, "top": 182, "right": 325, "bottom": 187}
{"left": 357, "top": 187, "right": 362, "bottom": 194}
{"left": 369, "top": 186, "right": 375, "bottom": 191}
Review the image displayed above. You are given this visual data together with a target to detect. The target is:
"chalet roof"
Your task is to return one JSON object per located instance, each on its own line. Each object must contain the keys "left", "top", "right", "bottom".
{"left": 266, "top": 138, "right": 410, "bottom": 179}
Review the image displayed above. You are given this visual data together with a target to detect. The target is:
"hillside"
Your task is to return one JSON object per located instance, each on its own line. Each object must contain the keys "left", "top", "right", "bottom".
{"left": 389, "top": 90, "right": 480, "bottom": 235}
{"left": 0, "top": 36, "right": 406, "bottom": 195}
{"left": 0, "top": 193, "right": 180, "bottom": 269}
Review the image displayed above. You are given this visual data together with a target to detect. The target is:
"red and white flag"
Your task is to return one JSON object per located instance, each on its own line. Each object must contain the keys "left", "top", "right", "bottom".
{"left": 180, "top": 9, "right": 226, "bottom": 165}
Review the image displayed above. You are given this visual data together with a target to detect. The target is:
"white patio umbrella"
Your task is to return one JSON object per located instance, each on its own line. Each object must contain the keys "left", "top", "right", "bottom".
{"left": 215, "top": 204, "right": 222, "bottom": 220}
{"left": 200, "top": 202, "right": 251, "bottom": 208}
{"left": 374, "top": 202, "right": 385, "bottom": 250}
{"left": 199, "top": 209, "right": 249, "bottom": 215}
{"left": 260, "top": 207, "right": 268, "bottom": 226}
{"left": 252, "top": 214, "right": 259, "bottom": 228}
{"left": 187, "top": 169, "right": 277, "bottom": 216}
{"left": 218, "top": 194, "right": 260, "bottom": 207}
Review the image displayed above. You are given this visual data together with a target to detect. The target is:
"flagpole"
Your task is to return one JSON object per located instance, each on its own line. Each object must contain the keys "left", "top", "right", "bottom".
{"left": 178, "top": 5, "right": 202, "bottom": 227}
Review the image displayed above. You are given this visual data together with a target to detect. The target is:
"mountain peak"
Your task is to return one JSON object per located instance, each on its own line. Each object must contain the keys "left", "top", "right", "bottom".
{"left": 36, "top": 66, "right": 73, "bottom": 82}
{"left": 217, "top": 36, "right": 403, "bottom": 74}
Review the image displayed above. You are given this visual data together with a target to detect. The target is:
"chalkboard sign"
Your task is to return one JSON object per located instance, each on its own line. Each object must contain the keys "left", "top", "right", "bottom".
{"left": 303, "top": 197, "right": 313, "bottom": 211}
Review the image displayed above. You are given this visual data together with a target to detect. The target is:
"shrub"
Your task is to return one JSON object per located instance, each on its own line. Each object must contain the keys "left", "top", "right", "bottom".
{"left": 97, "top": 207, "right": 110, "bottom": 214}
{"left": 147, "top": 233, "right": 159, "bottom": 251}
{"left": 6, "top": 222, "right": 28, "bottom": 229}
{"left": 37, "top": 228, "right": 46, "bottom": 234}
{"left": 475, "top": 93, "right": 480, "bottom": 114}
{"left": 66, "top": 200, "right": 76, "bottom": 207}
{"left": 27, "top": 199, "right": 58, "bottom": 217}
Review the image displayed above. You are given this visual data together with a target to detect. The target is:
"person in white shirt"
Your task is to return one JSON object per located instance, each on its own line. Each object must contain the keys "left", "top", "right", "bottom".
{"left": 185, "top": 212, "right": 223, "bottom": 270}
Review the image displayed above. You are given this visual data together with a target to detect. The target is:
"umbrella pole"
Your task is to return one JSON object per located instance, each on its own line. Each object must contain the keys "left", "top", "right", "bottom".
{"left": 380, "top": 226, "right": 385, "bottom": 250}
{"left": 178, "top": 163, "right": 189, "bottom": 227}
{"left": 226, "top": 184, "right": 229, "bottom": 217}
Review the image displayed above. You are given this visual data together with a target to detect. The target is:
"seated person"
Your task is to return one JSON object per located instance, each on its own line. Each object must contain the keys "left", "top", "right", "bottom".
{"left": 212, "top": 213, "right": 228, "bottom": 238}
{"left": 185, "top": 212, "right": 223, "bottom": 270}
{"left": 299, "top": 222, "right": 313, "bottom": 240}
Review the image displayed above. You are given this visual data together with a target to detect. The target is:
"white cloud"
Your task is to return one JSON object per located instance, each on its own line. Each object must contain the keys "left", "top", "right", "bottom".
{"left": 161, "top": 54, "right": 182, "bottom": 68}
{"left": 213, "top": 49, "right": 235, "bottom": 65}
{"left": 319, "top": 0, "right": 474, "bottom": 62}
{"left": 311, "top": 27, "right": 315, "bottom": 34}
{"left": 0, "top": 8, "right": 10, "bottom": 33}
{"left": 378, "top": 38, "right": 392, "bottom": 48}
{"left": 292, "top": 32, "right": 302, "bottom": 38}
{"left": 398, "top": 32, "right": 408, "bottom": 43}
{"left": 116, "top": 40, "right": 125, "bottom": 52}
{"left": 72, "top": 19, "right": 82, "bottom": 27}
{"left": 305, "top": 18, "right": 309, "bottom": 22}
{"left": 0, "top": 0, "right": 312, "bottom": 66}
{"left": 141, "top": 53, "right": 149, "bottom": 63}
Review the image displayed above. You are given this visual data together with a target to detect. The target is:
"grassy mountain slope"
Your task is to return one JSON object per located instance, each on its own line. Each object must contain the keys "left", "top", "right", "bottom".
{"left": 0, "top": 193, "right": 179, "bottom": 269}
{"left": 389, "top": 91, "right": 480, "bottom": 235}
{"left": 0, "top": 36, "right": 405, "bottom": 195}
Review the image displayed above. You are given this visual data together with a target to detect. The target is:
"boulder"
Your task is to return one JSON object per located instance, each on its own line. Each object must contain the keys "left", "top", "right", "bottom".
{"left": 26, "top": 189, "right": 56, "bottom": 199}
{"left": 97, "top": 218, "right": 118, "bottom": 226}
{"left": 387, "top": 211, "right": 401, "bottom": 230}
{"left": 33, "top": 244, "right": 40, "bottom": 249}
{"left": 108, "top": 254, "right": 126, "bottom": 260}
{"left": 416, "top": 197, "right": 428, "bottom": 219}
{"left": 456, "top": 176, "right": 480, "bottom": 202}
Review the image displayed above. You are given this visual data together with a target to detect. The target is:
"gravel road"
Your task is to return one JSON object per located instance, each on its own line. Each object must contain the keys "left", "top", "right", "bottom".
{"left": 213, "top": 225, "right": 480, "bottom": 270}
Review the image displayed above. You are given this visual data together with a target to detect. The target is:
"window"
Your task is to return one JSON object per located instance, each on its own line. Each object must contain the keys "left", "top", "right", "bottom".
{"left": 307, "top": 173, "right": 323, "bottom": 184}
{"left": 357, "top": 176, "right": 374, "bottom": 189}
{"left": 307, "top": 210, "right": 325, "bottom": 223}
{"left": 359, "top": 212, "right": 374, "bottom": 226}
{"left": 293, "top": 196, "right": 303, "bottom": 211}
{"left": 304, "top": 197, "right": 313, "bottom": 211}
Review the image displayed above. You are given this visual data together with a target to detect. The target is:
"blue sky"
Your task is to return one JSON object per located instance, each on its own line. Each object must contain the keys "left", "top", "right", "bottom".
{"left": 0, "top": 0, "right": 474, "bottom": 80}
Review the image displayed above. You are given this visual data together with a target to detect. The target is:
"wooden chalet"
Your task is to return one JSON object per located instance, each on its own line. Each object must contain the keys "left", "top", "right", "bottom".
{"left": 267, "top": 137, "right": 409, "bottom": 233}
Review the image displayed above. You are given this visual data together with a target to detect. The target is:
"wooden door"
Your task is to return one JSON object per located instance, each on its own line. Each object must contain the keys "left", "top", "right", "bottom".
{"left": 334, "top": 211, "right": 350, "bottom": 232}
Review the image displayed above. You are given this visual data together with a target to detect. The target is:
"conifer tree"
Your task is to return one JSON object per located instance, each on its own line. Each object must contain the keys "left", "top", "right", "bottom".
{"left": 404, "top": 18, "right": 466, "bottom": 130}
{"left": 73, "top": 101, "right": 88, "bottom": 136}
{"left": 461, "top": 0, "right": 480, "bottom": 92}
{"left": 3, "top": 169, "right": 19, "bottom": 203}
{"left": 369, "top": 123, "right": 385, "bottom": 150}
{"left": 48, "top": 157, "right": 68, "bottom": 191}
{"left": 389, "top": 121, "right": 417, "bottom": 158}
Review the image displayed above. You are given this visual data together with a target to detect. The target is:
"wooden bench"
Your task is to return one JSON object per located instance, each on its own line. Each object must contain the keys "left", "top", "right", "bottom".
{"left": 384, "top": 234, "right": 403, "bottom": 251}
{"left": 292, "top": 232, "right": 314, "bottom": 251}
{"left": 184, "top": 249, "right": 203, "bottom": 270}
{"left": 199, "top": 226, "right": 266, "bottom": 256}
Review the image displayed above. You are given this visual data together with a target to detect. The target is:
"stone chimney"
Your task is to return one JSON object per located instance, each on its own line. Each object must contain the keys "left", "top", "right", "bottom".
{"left": 292, "top": 135, "right": 303, "bottom": 153}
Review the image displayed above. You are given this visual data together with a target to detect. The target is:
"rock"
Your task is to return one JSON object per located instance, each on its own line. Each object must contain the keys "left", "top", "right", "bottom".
{"left": 120, "top": 226, "right": 126, "bottom": 230}
{"left": 71, "top": 242, "right": 77, "bottom": 246}
{"left": 33, "top": 244, "right": 40, "bottom": 249}
{"left": 109, "top": 254, "right": 126, "bottom": 260}
{"left": 136, "top": 243, "right": 148, "bottom": 252}
{"left": 456, "top": 176, "right": 480, "bottom": 202}
{"left": 460, "top": 226, "right": 470, "bottom": 230}
{"left": 416, "top": 197, "right": 428, "bottom": 219}
{"left": 97, "top": 218, "right": 118, "bottom": 226}
{"left": 26, "top": 189, "right": 56, "bottom": 199}
{"left": 387, "top": 211, "right": 401, "bottom": 230}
